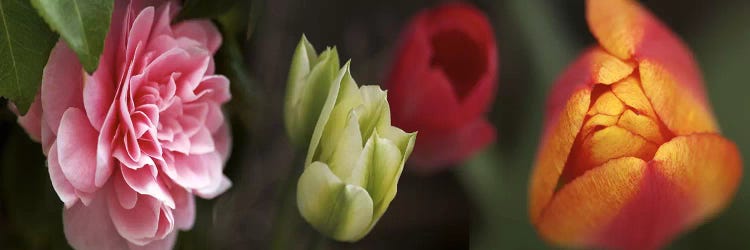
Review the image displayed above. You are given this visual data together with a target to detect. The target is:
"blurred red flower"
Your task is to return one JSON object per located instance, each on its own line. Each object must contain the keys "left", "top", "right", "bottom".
{"left": 386, "top": 2, "right": 498, "bottom": 173}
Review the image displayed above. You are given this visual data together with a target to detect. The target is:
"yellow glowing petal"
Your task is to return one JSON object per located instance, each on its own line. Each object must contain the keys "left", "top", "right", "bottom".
{"left": 589, "top": 49, "right": 635, "bottom": 84}
{"left": 617, "top": 110, "right": 665, "bottom": 144}
{"left": 586, "top": 0, "right": 644, "bottom": 60}
{"left": 611, "top": 76, "right": 656, "bottom": 118}
{"left": 588, "top": 91, "right": 625, "bottom": 116}
{"left": 639, "top": 60, "right": 718, "bottom": 135}
{"left": 653, "top": 134, "right": 742, "bottom": 224}
{"left": 582, "top": 126, "right": 658, "bottom": 167}
{"left": 536, "top": 157, "right": 647, "bottom": 246}
{"left": 580, "top": 114, "right": 618, "bottom": 140}
{"left": 530, "top": 89, "right": 591, "bottom": 223}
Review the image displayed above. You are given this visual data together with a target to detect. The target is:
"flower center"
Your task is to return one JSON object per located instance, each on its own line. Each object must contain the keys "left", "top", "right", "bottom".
{"left": 430, "top": 29, "right": 487, "bottom": 100}
{"left": 559, "top": 75, "right": 674, "bottom": 185}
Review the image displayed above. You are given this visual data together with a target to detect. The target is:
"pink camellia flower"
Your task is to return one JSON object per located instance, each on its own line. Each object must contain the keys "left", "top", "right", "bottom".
{"left": 16, "top": 0, "right": 231, "bottom": 249}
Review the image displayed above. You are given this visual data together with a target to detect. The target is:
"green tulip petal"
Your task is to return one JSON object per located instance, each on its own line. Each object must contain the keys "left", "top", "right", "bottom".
{"left": 297, "top": 162, "right": 374, "bottom": 242}
{"left": 284, "top": 36, "right": 341, "bottom": 147}
{"left": 285, "top": 36, "right": 316, "bottom": 145}
{"left": 373, "top": 129, "right": 416, "bottom": 220}
{"left": 334, "top": 184, "right": 375, "bottom": 241}
{"left": 286, "top": 36, "right": 316, "bottom": 102}
{"left": 378, "top": 126, "right": 416, "bottom": 155}
{"left": 355, "top": 86, "right": 391, "bottom": 141}
{"left": 305, "top": 62, "right": 350, "bottom": 166}
{"left": 368, "top": 133, "right": 403, "bottom": 211}
{"left": 317, "top": 67, "right": 363, "bottom": 162}
{"left": 328, "top": 111, "right": 364, "bottom": 180}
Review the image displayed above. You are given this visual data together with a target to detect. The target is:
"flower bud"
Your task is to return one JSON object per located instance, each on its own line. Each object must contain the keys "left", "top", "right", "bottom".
{"left": 386, "top": 2, "right": 497, "bottom": 172}
{"left": 528, "top": 0, "right": 742, "bottom": 249}
{"left": 294, "top": 57, "right": 416, "bottom": 242}
{"left": 285, "top": 35, "right": 341, "bottom": 148}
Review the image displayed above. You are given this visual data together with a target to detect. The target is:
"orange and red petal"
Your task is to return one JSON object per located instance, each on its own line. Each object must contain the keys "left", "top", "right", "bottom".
{"left": 652, "top": 133, "right": 743, "bottom": 225}
{"left": 532, "top": 47, "right": 635, "bottom": 216}
{"left": 590, "top": 161, "right": 693, "bottom": 250}
{"left": 529, "top": 88, "right": 591, "bottom": 223}
{"left": 535, "top": 157, "right": 647, "bottom": 247}
{"left": 545, "top": 47, "right": 632, "bottom": 127}
{"left": 586, "top": 0, "right": 645, "bottom": 60}
{"left": 639, "top": 60, "right": 718, "bottom": 135}
{"left": 586, "top": 0, "right": 717, "bottom": 135}
{"left": 409, "top": 117, "right": 495, "bottom": 173}
{"left": 534, "top": 133, "right": 742, "bottom": 249}
{"left": 590, "top": 134, "right": 742, "bottom": 249}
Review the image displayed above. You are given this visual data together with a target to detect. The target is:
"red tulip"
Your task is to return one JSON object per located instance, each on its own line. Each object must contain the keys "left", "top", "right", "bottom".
{"left": 386, "top": 2, "right": 498, "bottom": 172}
{"left": 528, "top": 0, "right": 742, "bottom": 249}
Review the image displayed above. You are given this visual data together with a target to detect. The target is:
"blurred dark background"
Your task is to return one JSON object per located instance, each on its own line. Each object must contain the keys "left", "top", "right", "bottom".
{"left": 1, "top": 0, "right": 749, "bottom": 249}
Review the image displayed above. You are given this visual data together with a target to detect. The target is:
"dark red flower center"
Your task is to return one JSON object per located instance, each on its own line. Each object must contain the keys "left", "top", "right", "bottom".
{"left": 430, "top": 29, "right": 487, "bottom": 100}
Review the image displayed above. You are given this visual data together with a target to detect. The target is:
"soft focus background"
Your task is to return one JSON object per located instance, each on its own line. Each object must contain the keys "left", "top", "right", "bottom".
{"left": 1, "top": 0, "right": 748, "bottom": 249}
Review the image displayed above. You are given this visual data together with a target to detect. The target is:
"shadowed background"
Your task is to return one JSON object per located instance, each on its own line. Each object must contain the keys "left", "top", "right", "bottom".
{"left": 0, "top": 0, "right": 748, "bottom": 249}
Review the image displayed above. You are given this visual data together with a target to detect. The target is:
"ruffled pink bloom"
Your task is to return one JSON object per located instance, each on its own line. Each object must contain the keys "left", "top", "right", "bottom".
{"left": 16, "top": 0, "right": 231, "bottom": 249}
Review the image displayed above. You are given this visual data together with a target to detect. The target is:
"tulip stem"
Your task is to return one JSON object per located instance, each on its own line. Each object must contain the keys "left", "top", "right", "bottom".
{"left": 270, "top": 150, "right": 306, "bottom": 250}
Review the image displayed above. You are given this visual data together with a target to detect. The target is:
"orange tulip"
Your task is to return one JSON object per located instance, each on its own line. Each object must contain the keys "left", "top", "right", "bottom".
{"left": 528, "top": 0, "right": 743, "bottom": 249}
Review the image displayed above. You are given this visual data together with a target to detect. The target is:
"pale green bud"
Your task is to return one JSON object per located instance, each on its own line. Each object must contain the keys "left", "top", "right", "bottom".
{"left": 284, "top": 35, "right": 341, "bottom": 148}
{"left": 297, "top": 62, "right": 417, "bottom": 242}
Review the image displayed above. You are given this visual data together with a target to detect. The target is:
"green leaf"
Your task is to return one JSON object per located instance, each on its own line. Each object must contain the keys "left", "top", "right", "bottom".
{"left": 178, "top": 0, "right": 241, "bottom": 21}
{"left": 30, "top": 0, "right": 112, "bottom": 73}
{"left": 0, "top": 0, "right": 57, "bottom": 114}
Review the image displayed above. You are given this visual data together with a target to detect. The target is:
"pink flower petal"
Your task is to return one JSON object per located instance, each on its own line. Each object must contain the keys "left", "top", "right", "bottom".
{"left": 76, "top": 190, "right": 96, "bottom": 206}
{"left": 171, "top": 187, "right": 195, "bottom": 230}
{"left": 213, "top": 123, "right": 232, "bottom": 163}
{"left": 57, "top": 108, "right": 100, "bottom": 193}
{"left": 150, "top": 3, "right": 174, "bottom": 39}
{"left": 40, "top": 117, "right": 56, "bottom": 155}
{"left": 173, "top": 20, "right": 222, "bottom": 54}
{"left": 41, "top": 42, "right": 84, "bottom": 135}
{"left": 205, "top": 101, "right": 226, "bottom": 133}
{"left": 121, "top": 166, "right": 175, "bottom": 208}
{"left": 108, "top": 193, "right": 172, "bottom": 246}
{"left": 113, "top": 172, "right": 139, "bottom": 209}
{"left": 128, "top": 231, "right": 177, "bottom": 250}
{"left": 195, "top": 175, "right": 231, "bottom": 199}
{"left": 83, "top": 73, "right": 115, "bottom": 131}
{"left": 139, "top": 130, "right": 163, "bottom": 158}
{"left": 63, "top": 191, "right": 129, "bottom": 250}
{"left": 48, "top": 142, "right": 79, "bottom": 208}
{"left": 195, "top": 75, "right": 231, "bottom": 104}
{"left": 163, "top": 152, "right": 217, "bottom": 189}
{"left": 96, "top": 105, "right": 117, "bottom": 186}
{"left": 15, "top": 94, "right": 43, "bottom": 142}
{"left": 193, "top": 152, "right": 231, "bottom": 199}
{"left": 189, "top": 127, "right": 215, "bottom": 154}
{"left": 126, "top": 7, "right": 155, "bottom": 64}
